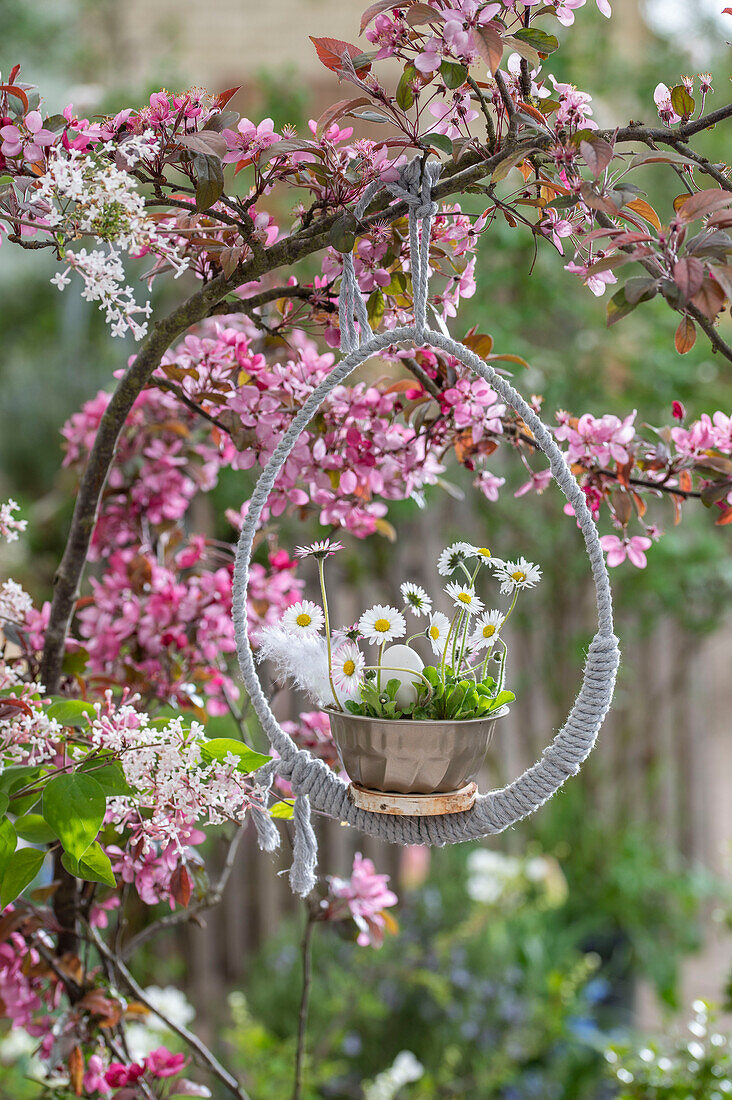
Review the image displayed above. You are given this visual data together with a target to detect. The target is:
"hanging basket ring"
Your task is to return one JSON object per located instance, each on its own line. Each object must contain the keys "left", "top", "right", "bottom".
{"left": 232, "top": 159, "right": 620, "bottom": 894}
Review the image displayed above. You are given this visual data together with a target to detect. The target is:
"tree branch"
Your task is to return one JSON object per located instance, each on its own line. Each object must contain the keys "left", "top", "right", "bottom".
{"left": 89, "top": 924, "right": 252, "bottom": 1100}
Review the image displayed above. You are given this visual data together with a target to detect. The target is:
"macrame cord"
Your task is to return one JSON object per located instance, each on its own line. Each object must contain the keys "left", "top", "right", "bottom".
{"left": 232, "top": 159, "right": 620, "bottom": 896}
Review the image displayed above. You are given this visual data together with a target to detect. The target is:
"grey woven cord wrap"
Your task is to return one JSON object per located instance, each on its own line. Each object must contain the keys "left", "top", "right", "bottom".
{"left": 232, "top": 160, "right": 620, "bottom": 894}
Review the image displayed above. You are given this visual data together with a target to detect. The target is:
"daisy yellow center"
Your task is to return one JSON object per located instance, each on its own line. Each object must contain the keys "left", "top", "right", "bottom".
{"left": 296, "top": 612, "right": 312, "bottom": 627}
{"left": 342, "top": 659, "right": 355, "bottom": 676}
{"left": 429, "top": 626, "right": 440, "bottom": 640}
{"left": 511, "top": 570, "right": 526, "bottom": 583}
{"left": 374, "top": 617, "right": 391, "bottom": 633}
{"left": 482, "top": 624, "right": 496, "bottom": 638}
{"left": 457, "top": 592, "right": 472, "bottom": 604}
{"left": 478, "top": 548, "right": 491, "bottom": 558}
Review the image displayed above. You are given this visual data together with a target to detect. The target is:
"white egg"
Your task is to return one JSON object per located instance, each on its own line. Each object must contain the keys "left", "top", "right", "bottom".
{"left": 380, "top": 644, "right": 424, "bottom": 709}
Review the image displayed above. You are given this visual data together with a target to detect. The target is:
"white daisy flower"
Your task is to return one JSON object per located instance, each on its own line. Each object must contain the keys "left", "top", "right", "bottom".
{"left": 358, "top": 605, "right": 407, "bottom": 645}
{"left": 469, "top": 609, "right": 505, "bottom": 651}
{"left": 331, "top": 642, "right": 365, "bottom": 695}
{"left": 474, "top": 546, "right": 493, "bottom": 564}
{"left": 295, "top": 538, "right": 344, "bottom": 560}
{"left": 436, "top": 541, "right": 475, "bottom": 576}
{"left": 493, "top": 557, "right": 542, "bottom": 595}
{"left": 400, "top": 581, "right": 432, "bottom": 618}
{"left": 426, "top": 611, "right": 451, "bottom": 656}
{"left": 281, "top": 600, "right": 324, "bottom": 636}
{"left": 445, "top": 582, "right": 485, "bottom": 617}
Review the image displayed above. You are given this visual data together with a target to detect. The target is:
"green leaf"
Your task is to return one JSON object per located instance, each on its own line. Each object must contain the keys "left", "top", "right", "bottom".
{"left": 421, "top": 132, "right": 453, "bottom": 157}
{"left": 192, "top": 152, "right": 224, "bottom": 212}
{"left": 62, "top": 647, "right": 89, "bottom": 676}
{"left": 512, "top": 27, "right": 559, "bottom": 54}
{"left": 61, "top": 842, "right": 116, "bottom": 887}
{"left": 0, "top": 818, "right": 17, "bottom": 880}
{"left": 14, "top": 814, "right": 57, "bottom": 844}
{"left": 0, "top": 765, "right": 41, "bottom": 796}
{"left": 366, "top": 288, "right": 385, "bottom": 328}
{"left": 491, "top": 690, "right": 515, "bottom": 710}
{"left": 47, "top": 699, "right": 95, "bottom": 726}
{"left": 670, "top": 84, "right": 694, "bottom": 118}
{"left": 0, "top": 794, "right": 7, "bottom": 818}
{"left": 79, "top": 761, "right": 131, "bottom": 797}
{"left": 42, "top": 773, "right": 106, "bottom": 861}
{"left": 439, "top": 60, "right": 468, "bottom": 89}
{"left": 606, "top": 286, "right": 639, "bottom": 327}
{"left": 1, "top": 847, "right": 45, "bottom": 907}
{"left": 200, "top": 739, "right": 271, "bottom": 774}
{"left": 269, "top": 800, "right": 295, "bottom": 820}
{"left": 396, "top": 65, "right": 416, "bottom": 110}
{"left": 329, "top": 212, "right": 357, "bottom": 254}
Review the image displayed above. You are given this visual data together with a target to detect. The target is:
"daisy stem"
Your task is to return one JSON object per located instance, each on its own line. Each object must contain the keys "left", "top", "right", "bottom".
{"left": 494, "top": 637, "right": 508, "bottom": 696}
{"left": 318, "top": 558, "right": 341, "bottom": 710}
{"left": 502, "top": 588, "right": 519, "bottom": 628}
{"left": 456, "top": 607, "right": 472, "bottom": 675}
{"left": 441, "top": 611, "right": 461, "bottom": 682}
{"left": 377, "top": 640, "right": 385, "bottom": 691}
{"left": 406, "top": 631, "right": 425, "bottom": 644}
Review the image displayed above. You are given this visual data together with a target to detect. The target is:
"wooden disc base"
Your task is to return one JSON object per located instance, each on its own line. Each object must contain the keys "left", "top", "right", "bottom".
{"left": 348, "top": 781, "right": 477, "bottom": 817}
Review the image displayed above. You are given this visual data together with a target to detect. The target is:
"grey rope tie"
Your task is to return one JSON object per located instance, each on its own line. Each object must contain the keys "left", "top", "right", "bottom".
{"left": 232, "top": 159, "right": 620, "bottom": 895}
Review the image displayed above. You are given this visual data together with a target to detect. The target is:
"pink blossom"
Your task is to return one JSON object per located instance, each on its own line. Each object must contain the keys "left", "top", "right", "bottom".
{"left": 600, "top": 534, "right": 652, "bottom": 568}
{"left": 222, "top": 118, "right": 281, "bottom": 165}
{"left": 541, "top": 208, "right": 575, "bottom": 254}
{"left": 671, "top": 413, "right": 716, "bottom": 457}
{"left": 146, "top": 1047, "right": 187, "bottom": 1078}
{"left": 555, "top": 409, "right": 636, "bottom": 466}
{"left": 515, "top": 468, "right": 552, "bottom": 497}
{"left": 0, "top": 111, "right": 56, "bottom": 162}
{"left": 84, "top": 1054, "right": 111, "bottom": 1094}
{"left": 327, "top": 853, "right": 398, "bottom": 947}
{"left": 672, "top": 400, "right": 686, "bottom": 421}
{"left": 414, "top": 36, "right": 443, "bottom": 74}
{"left": 442, "top": 1, "right": 501, "bottom": 62}
{"left": 474, "top": 470, "right": 506, "bottom": 501}
{"left": 428, "top": 92, "right": 479, "bottom": 139}
{"left": 365, "top": 12, "right": 408, "bottom": 59}
{"left": 564, "top": 259, "right": 616, "bottom": 296}
{"left": 105, "top": 1062, "right": 145, "bottom": 1088}
{"left": 654, "top": 83, "right": 681, "bottom": 126}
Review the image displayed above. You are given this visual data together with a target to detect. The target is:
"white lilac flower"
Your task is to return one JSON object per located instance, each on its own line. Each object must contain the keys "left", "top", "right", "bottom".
{"left": 493, "top": 556, "right": 542, "bottom": 595}
{"left": 426, "top": 611, "right": 451, "bottom": 656}
{"left": 400, "top": 581, "right": 432, "bottom": 617}
{"left": 468, "top": 609, "right": 504, "bottom": 651}
{"left": 444, "top": 582, "right": 484, "bottom": 617}
{"left": 295, "top": 538, "right": 344, "bottom": 560}
{"left": 332, "top": 642, "right": 365, "bottom": 695}
{"left": 280, "top": 599, "right": 324, "bottom": 637}
{"left": 358, "top": 605, "right": 407, "bottom": 645}
{"left": 436, "top": 541, "right": 475, "bottom": 576}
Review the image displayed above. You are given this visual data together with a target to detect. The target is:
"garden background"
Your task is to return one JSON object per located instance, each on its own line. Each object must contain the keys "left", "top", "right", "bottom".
{"left": 1, "top": 0, "right": 731, "bottom": 1096}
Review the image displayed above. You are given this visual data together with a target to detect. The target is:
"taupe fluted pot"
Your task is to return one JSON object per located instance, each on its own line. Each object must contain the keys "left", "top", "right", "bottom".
{"left": 325, "top": 707, "right": 509, "bottom": 795}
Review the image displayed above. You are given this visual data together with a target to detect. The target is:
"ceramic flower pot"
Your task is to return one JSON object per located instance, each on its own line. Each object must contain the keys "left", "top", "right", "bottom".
{"left": 324, "top": 706, "right": 509, "bottom": 795}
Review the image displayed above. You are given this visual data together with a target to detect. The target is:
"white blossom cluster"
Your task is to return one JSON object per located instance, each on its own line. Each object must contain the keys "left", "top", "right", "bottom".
{"left": 0, "top": 499, "right": 27, "bottom": 543}
{"left": 363, "top": 1051, "right": 424, "bottom": 1100}
{"left": 36, "top": 137, "right": 188, "bottom": 340}
{"left": 84, "top": 703, "right": 261, "bottom": 849}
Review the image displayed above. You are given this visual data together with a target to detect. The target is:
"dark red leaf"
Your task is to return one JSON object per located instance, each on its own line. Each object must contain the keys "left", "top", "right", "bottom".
{"left": 310, "top": 36, "right": 372, "bottom": 76}
{"left": 170, "top": 864, "right": 192, "bottom": 908}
